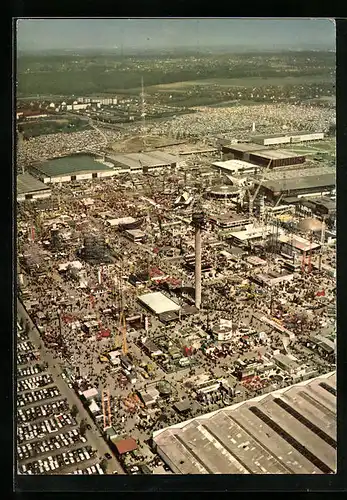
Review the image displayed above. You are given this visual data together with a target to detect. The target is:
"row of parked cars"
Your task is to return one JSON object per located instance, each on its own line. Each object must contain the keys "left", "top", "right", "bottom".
{"left": 18, "top": 386, "right": 61, "bottom": 406}
{"left": 70, "top": 463, "right": 105, "bottom": 475}
{"left": 18, "top": 398, "right": 70, "bottom": 424}
{"left": 18, "top": 364, "right": 45, "bottom": 378}
{"left": 18, "top": 351, "right": 39, "bottom": 365}
{"left": 17, "top": 413, "right": 78, "bottom": 443}
{"left": 16, "top": 318, "right": 102, "bottom": 476}
{"left": 18, "top": 446, "right": 96, "bottom": 475}
{"left": 18, "top": 340, "right": 36, "bottom": 353}
{"left": 18, "top": 428, "right": 87, "bottom": 460}
{"left": 17, "top": 330, "right": 29, "bottom": 342}
{"left": 17, "top": 374, "right": 54, "bottom": 392}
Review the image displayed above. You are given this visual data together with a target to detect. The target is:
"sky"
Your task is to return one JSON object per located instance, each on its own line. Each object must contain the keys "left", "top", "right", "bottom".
{"left": 16, "top": 18, "right": 336, "bottom": 53}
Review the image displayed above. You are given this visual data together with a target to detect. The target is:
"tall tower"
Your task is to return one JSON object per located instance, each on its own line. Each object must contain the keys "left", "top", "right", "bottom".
{"left": 192, "top": 199, "right": 205, "bottom": 309}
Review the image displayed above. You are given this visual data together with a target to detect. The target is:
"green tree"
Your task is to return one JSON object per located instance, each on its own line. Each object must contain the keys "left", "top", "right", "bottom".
{"left": 80, "top": 419, "right": 88, "bottom": 436}
{"left": 71, "top": 404, "right": 79, "bottom": 418}
{"left": 24, "top": 319, "right": 30, "bottom": 335}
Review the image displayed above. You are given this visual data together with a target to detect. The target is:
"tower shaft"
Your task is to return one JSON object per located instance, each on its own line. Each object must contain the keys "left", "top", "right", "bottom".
{"left": 195, "top": 226, "right": 202, "bottom": 309}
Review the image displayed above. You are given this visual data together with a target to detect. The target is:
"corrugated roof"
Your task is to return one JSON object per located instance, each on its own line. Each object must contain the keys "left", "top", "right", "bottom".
{"left": 153, "top": 372, "right": 336, "bottom": 475}
{"left": 223, "top": 143, "right": 263, "bottom": 152}
{"left": 110, "top": 151, "right": 179, "bottom": 169}
{"left": 262, "top": 173, "right": 336, "bottom": 194}
{"left": 252, "top": 149, "right": 304, "bottom": 160}
{"left": 17, "top": 173, "right": 50, "bottom": 194}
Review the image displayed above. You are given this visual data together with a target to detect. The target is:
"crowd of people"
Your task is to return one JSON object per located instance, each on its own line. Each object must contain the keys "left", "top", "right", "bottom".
{"left": 145, "top": 103, "right": 336, "bottom": 141}
{"left": 17, "top": 147, "right": 336, "bottom": 441}
{"left": 17, "top": 128, "right": 123, "bottom": 168}
{"left": 17, "top": 102, "right": 335, "bottom": 173}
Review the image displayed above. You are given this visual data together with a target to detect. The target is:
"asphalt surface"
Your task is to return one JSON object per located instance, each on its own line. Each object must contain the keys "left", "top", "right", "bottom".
{"left": 17, "top": 298, "right": 125, "bottom": 475}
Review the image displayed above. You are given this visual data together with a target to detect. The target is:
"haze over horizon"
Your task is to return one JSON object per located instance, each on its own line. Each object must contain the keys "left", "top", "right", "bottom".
{"left": 17, "top": 18, "right": 335, "bottom": 54}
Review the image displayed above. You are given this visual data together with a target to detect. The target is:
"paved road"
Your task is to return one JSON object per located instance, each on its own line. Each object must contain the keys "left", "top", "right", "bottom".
{"left": 17, "top": 299, "right": 125, "bottom": 475}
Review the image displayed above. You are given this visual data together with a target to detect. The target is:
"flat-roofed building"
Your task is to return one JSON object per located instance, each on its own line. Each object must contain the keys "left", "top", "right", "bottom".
{"left": 273, "top": 353, "right": 300, "bottom": 374}
{"left": 221, "top": 143, "right": 264, "bottom": 162}
{"left": 258, "top": 172, "right": 336, "bottom": 200}
{"left": 278, "top": 234, "right": 320, "bottom": 255}
{"left": 212, "top": 159, "right": 259, "bottom": 175}
{"left": 252, "top": 271, "right": 295, "bottom": 288}
{"left": 138, "top": 291, "right": 181, "bottom": 316}
{"left": 108, "top": 151, "right": 179, "bottom": 173}
{"left": 251, "top": 132, "right": 324, "bottom": 147}
{"left": 31, "top": 154, "right": 116, "bottom": 184}
{"left": 209, "top": 213, "right": 252, "bottom": 229}
{"left": 249, "top": 149, "right": 306, "bottom": 168}
{"left": 17, "top": 173, "right": 52, "bottom": 202}
{"left": 124, "top": 229, "right": 146, "bottom": 243}
{"left": 153, "top": 371, "right": 336, "bottom": 475}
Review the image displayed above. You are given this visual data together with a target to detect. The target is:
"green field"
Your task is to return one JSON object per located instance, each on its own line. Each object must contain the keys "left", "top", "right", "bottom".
{"left": 19, "top": 117, "right": 90, "bottom": 138}
{"left": 17, "top": 51, "right": 335, "bottom": 98}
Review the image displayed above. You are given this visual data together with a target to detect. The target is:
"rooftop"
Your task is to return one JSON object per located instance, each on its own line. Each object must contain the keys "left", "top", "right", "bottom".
{"left": 138, "top": 291, "right": 181, "bottom": 315}
{"left": 153, "top": 371, "right": 336, "bottom": 475}
{"left": 252, "top": 149, "right": 305, "bottom": 160}
{"left": 114, "top": 437, "right": 138, "bottom": 455}
{"left": 223, "top": 143, "right": 263, "bottom": 152}
{"left": 262, "top": 165, "right": 334, "bottom": 181}
{"left": 251, "top": 131, "right": 323, "bottom": 140}
{"left": 278, "top": 234, "right": 321, "bottom": 252}
{"left": 107, "top": 217, "right": 136, "bottom": 226}
{"left": 37, "top": 154, "right": 113, "bottom": 177}
{"left": 109, "top": 151, "right": 179, "bottom": 170}
{"left": 17, "top": 173, "right": 51, "bottom": 194}
{"left": 261, "top": 173, "right": 336, "bottom": 194}
{"left": 212, "top": 159, "right": 258, "bottom": 171}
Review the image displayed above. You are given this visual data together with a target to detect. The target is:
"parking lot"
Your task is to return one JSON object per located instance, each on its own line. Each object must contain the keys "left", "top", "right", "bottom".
{"left": 16, "top": 306, "right": 125, "bottom": 476}
{"left": 17, "top": 399, "right": 70, "bottom": 424}
{"left": 17, "top": 374, "right": 55, "bottom": 392}
{"left": 18, "top": 445, "right": 97, "bottom": 475}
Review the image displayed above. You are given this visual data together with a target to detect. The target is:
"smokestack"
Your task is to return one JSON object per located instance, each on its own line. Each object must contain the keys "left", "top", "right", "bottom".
{"left": 195, "top": 225, "right": 202, "bottom": 309}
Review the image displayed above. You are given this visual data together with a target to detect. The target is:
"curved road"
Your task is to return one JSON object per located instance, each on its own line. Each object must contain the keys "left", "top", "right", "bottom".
{"left": 17, "top": 298, "right": 125, "bottom": 475}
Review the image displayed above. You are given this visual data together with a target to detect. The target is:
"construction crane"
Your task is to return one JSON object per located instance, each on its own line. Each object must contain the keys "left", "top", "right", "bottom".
{"left": 101, "top": 388, "right": 112, "bottom": 430}
{"left": 248, "top": 159, "right": 272, "bottom": 218}
{"left": 119, "top": 311, "right": 128, "bottom": 355}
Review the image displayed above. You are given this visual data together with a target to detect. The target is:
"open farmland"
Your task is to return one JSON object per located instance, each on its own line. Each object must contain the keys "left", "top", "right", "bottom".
{"left": 146, "top": 74, "right": 335, "bottom": 92}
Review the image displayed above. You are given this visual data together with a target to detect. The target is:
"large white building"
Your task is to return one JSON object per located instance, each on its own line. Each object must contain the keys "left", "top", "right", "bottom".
{"left": 211, "top": 159, "right": 259, "bottom": 175}
{"left": 252, "top": 132, "right": 325, "bottom": 147}
{"left": 153, "top": 371, "right": 336, "bottom": 474}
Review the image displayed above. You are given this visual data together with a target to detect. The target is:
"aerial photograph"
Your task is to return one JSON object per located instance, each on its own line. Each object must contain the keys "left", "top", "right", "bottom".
{"left": 16, "top": 18, "right": 336, "bottom": 476}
